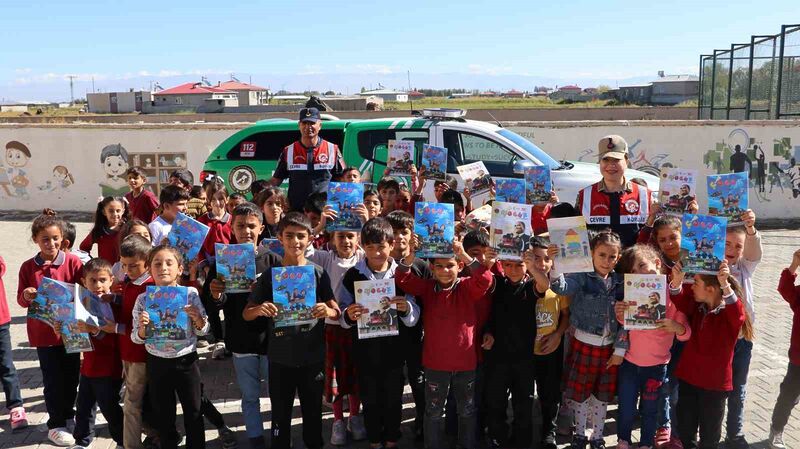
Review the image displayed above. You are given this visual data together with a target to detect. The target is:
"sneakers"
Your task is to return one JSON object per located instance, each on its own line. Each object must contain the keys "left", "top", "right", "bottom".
{"left": 219, "top": 426, "right": 238, "bottom": 449}
{"left": 348, "top": 414, "right": 367, "bottom": 441}
{"left": 725, "top": 435, "right": 750, "bottom": 449}
{"left": 47, "top": 428, "right": 76, "bottom": 447}
{"left": 589, "top": 438, "right": 606, "bottom": 449}
{"left": 9, "top": 406, "right": 28, "bottom": 430}
{"left": 617, "top": 440, "right": 631, "bottom": 449}
{"left": 571, "top": 435, "right": 589, "bottom": 449}
{"left": 655, "top": 427, "right": 671, "bottom": 448}
{"left": 212, "top": 342, "right": 227, "bottom": 360}
{"left": 663, "top": 436, "right": 684, "bottom": 449}
{"left": 769, "top": 428, "right": 786, "bottom": 449}
{"left": 331, "top": 419, "right": 347, "bottom": 445}
{"left": 196, "top": 338, "right": 210, "bottom": 348}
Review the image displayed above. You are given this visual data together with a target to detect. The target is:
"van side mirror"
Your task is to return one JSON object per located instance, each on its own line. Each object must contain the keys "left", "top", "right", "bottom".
{"left": 513, "top": 159, "right": 535, "bottom": 175}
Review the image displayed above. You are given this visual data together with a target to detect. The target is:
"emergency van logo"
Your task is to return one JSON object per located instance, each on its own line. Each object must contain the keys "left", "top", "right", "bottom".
{"left": 624, "top": 199, "right": 640, "bottom": 213}
{"left": 591, "top": 203, "right": 610, "bottom": 214}
{"left": 317, "top": 152, "right": 329, "bottom": 164}
{"left": 228, "top": 165, "right": 256, "bottom": 195}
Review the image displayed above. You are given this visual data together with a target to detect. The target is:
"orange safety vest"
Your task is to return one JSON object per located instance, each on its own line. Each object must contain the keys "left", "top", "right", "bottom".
{"left": 284, "top": 140, "right": 338, "bottom": 171}
{"left": 578, "top": 182, "right": 650, "bottom": 226}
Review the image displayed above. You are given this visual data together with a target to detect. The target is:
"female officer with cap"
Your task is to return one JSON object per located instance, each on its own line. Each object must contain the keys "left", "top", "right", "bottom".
{"left": 575, "top": 135, "right": 652, "bottom": 248}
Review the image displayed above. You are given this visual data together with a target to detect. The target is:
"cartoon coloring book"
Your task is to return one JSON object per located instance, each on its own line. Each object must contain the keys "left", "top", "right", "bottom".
{"left": 707, "top": 172, "right": 749, "bottom": 225}
{"left": 387, "top": 140, "right": 416, "bottom": 177}
{"left": 144, "top": 286, "right": 190, "bottom": 342}
{"left": 623, "top": 274, "right": 668, "bottom": 330}
{"left": 495, "top": 178, "right": 526, "bottom": 204}
{"left": 680, "top": 214, "right": 727, "bottom": 275}
{"left": 546, "top": 216, "right": 593, "bottom": 274}
{"left": 414, "top": 202, "right": 455, "bottom": 258}
{"left": 525, "top": 166, "right": 552, "bottom": 205}
{"left": 272, "top": 265, "right": 317, "bottom": 328}
{"left": 167, "top": 212, "right": 210, "bottom": 263}
{"left": 259, "top": 238, "right": 284, "bottom": 257}
{"left": 75, "top": 285, "right": 114, "bottom": 328}
{"left": 490, "top": 202, "right": 533, "bottom": 261}
{"left": 658, "top": 168, "right": 698, "bottom": 216}
{"left": 421, "top": 144, "right": 447, "bottom": 181}
{"left": 215, "top": 243, "right": 256, "bottom": 293}
{"left": 457, "top": 161, "right": 492, "bottom": 196}
{"left": 60, "top": 301, "right": 93, "bottom": 354}
{"left": 326, "top": 182, "right": 365, "bottom": 232}
{"left": 354, "top": 279, "right": 399, "bottom": 339}
{"left": 30, "top": 278, "right": 74, "bottom": 328}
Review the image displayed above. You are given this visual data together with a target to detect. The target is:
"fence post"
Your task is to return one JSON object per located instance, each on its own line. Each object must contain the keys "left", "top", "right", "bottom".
{"left": 775, "top": 25, "right": 787, "bottom": 119}
{"left": 698, "top": 54, "right": 704, "bottom": 119}
{"left": 726, "top": 45, "right": 735, "bottom": 119}
{"left": 746, "top": 37, "right": 756, "bottom": 119}
{"left": 710, "top": 52, "right": 718, "bottom": 119}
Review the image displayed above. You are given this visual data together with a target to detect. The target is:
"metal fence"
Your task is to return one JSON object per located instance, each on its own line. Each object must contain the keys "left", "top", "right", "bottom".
{"left": 699, "top": 24, "right": 800, "bottom": 119}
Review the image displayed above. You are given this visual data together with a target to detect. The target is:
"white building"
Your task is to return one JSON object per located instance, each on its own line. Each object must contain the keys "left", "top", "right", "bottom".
{"left": 357, "top": 88, "right": 408, "bottom": 103}
{"left": 217, "top": 81, "right": 269, "bottom": 106}
{"left": 153, "top": 82, "right": 239, "bottom": 107}
{"left": 87, "top": 90, "right": 153, "bottom": 113}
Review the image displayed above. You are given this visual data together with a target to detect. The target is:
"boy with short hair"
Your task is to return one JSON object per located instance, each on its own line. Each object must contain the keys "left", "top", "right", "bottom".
{"left": 377, "top": 177, "right": 401, "bottom": 216}
{"left": 126, "top": 167, "right": 159, "bottom": 224}
{"left": 396, "top": 235, "right": 494, "bottom": 449}
{"left": 304, "top": 192, "right": 329, "bottom": 249}
{"left": 339, "top": 217, "right": 420, "bottom": 449}
{"left": 243, "top": 212, "right": 341, "bottom": 449}
{"left": 207, "top": 202, "right": 271, "bottom": 449}
{"left": 148, "top": 184, "right": 189, "bottom": 246}
{"left": 169, "top": 169, "right": 194, "bottom": 191}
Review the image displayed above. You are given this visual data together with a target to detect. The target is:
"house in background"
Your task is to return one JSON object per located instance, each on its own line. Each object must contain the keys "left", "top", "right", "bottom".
{"left": 408, "top": 90, "right": 426, "bottom": 100}
{"left": 650, "top": 73, "right": 699, "bottom": 105}
{"left": 87, "top": 90, "right": 152, "bottom": 113}
{"left": 217, "top": 80, "right": 269, "bottom": 106}
{"left": 502, "top": 89, "right": 527, "bottom": 98}
{"left": 357, "top": 88, "right": 409, "bottom": 102}
{"left": 153, "top": 82, "right": 239, "bottom": 107}
{"left": 617, "top": 83, "right": 654, "bottom": 105}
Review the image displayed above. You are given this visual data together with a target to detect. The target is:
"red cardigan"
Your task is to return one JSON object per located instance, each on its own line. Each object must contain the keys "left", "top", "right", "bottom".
{"left": 778, "top": 268, "right": 800, "bottom": 366}
{"left": 17, "top": 251, "right": 84, "bottom": 347}
{"left": 80, "top": 228, "right": 120, "bottom": 263}
{"left": 126, "top": 189, "right": 159, "bottom": 224}
{"left": 396, "top": 261, "right": 494, "bottom": 372}
{"left": 198, "top": 212, "right": 233, "bottom": 260}
{"left": 119, "top": 273, "right": 153, "bottom": 363}
{"left": 0, "top": 256, "right": 10, "bottom": 326}
{"left": 81, "top": 311, "right": 123, "bottom": 379}
{"left": 672, "top": 285, "right": 745, "bottom": 391}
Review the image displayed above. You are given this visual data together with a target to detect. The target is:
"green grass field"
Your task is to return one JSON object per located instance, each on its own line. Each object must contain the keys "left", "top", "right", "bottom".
{"left": 383, "top": 96, "right": 628, "bottom": 110}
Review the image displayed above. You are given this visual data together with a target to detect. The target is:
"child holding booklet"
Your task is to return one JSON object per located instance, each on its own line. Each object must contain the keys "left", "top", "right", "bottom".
{"left": 132, "top": 244, "right": 209, "bottom": 449}
{"left": 548, "top": 230, "right": 628, "bottom": 449}
{"left": 207, "top": 202, "right": 271, "bottom": 449}
{"left": 771, "top": 248, "right": 800, "bottom": 449}
{"left": 243, "top": 212, "right": 340, "bottom": 449}
{"left": 148, "top": 185, "right": 190, "bottom": 245}
{"left": 340, "top": 218, "right": 420, "bottom": 449}
{"left": 612, "top": 245, "right": 691, "bottom": 449}
{"left": 17, "top": 211, "right": 84, "bottom": 446}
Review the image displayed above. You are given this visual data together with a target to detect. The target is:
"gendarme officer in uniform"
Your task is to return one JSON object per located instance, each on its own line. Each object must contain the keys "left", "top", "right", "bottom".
{"left": 575, "top": 135, "right": 652, "bottom": 248}
{"left": 269, "top": 107, "right": 345, "bottom": 211}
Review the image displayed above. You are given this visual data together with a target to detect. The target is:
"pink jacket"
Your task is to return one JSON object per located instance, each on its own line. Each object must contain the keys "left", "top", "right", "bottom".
{"left": 622, "top": 300, "right": 691, "bottom": 367}
{"left": 0, "top": 256, "right": 10, "bottom": 326}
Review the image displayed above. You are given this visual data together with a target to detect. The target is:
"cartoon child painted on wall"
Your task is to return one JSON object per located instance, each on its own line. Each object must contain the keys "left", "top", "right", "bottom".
{"left": 99, "top": 143, "right": 130, "bottom": 197}
{"left": 38, "top": 165, "right": 76, "bottom": 192}
{"left": 3, "top": 141, "right": 32, "bottom": 199}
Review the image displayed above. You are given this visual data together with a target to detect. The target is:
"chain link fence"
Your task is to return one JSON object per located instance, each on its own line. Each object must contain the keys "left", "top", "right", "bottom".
{"left": 699, "top": 24, "right": 800, "bottom": 119}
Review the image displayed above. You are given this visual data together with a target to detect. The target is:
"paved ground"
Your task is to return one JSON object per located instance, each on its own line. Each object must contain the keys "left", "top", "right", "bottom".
{"left": 0, "top": 220, "right": 799, "bottom": 449}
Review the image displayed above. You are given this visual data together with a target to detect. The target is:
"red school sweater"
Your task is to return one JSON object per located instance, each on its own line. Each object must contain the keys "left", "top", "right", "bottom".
{"left": 126, "top": 189, "right": 160, "bottom": 224}
{"left": 777, "top": 268, "right": 800, "bottom": 366}
{"left": 396, "top": 261, "right": 494, "bottom": 372}
{"left": 81, "top": 304, "right": 123, "bottom": 379}
{"left": 197, "top": 212, "right": 233, "bottom": 260}
{"left": 79, "top": 228, "right": 120, "bottom": 263}
{"left": 672, "top": 285, "right": 745, "bottom": 391}
{"left": 17, "top": 251, "right": 84, "bottom": 347}
{"left": 119, "top": 273, "right": 153, "bottom": 363}
{"left": 0, "top": 256, "right": 10, "bottom": 326}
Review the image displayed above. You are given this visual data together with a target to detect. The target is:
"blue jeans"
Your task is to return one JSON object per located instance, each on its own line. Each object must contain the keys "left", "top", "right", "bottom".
{"left": 657, "top": 340, "right": 684, "bottom": 436}
{"left": 232, "top": 354, "right": 269, "bottom": 438}
{"left": 425, "top": 369, "right": 476, "bottom": 449}
{"left": 0, "top": 323, "right": 23, "bottom": 410}
{"left": 726, "top": 339, "right": 752, "bottom": 438}
{"left": 617, "top": 360, "right": 667, "bottom": 447}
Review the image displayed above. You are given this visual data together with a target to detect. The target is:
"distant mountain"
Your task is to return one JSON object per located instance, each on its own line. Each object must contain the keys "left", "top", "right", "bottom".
{"left": 0, "top": 71, "right": 660, "bottom": 102}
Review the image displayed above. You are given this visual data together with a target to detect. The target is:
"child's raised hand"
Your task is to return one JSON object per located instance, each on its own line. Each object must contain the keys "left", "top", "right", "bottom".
{"left": 547, "top": 244, "right": 559, "bottom": 260}
{"left": 138, "top": 311, "right": 150, "bottom": 337}
{"left": 22, "top": 287, "right": 37, "bottom": 303}
{"left": 670, "top": 261, "right": 685, "bottom": 288}
{"left": 483, "top": 247, "right": 498, "bottom": 269}
{"left": 111, "top": 282, "right": 124, "bottom": 295}
{"left": 184, "top": 305, "right": 203, "bottom": 329}
{"left": 311, "top": 302, "right": 336, "bottom": 320}
{"left": 53, "top": 321, "right": 63, "bottom": 338}
{"left": 321, "top": 205, "right": 337, "bottom": 223}
{"left": 549, "top": 191, "right": 560, "bottom": 204}
{"left": 77, "top": 320, "right": 100, "bottom": 334}
{"left": 346, "top": 303, "right": 368, "bottom": 322}
{"left": 790, "top": 249, "right": 800, "bottom": 273}
{"left": 481, "top": 333, "right": 494, "bottom": 350}
{"left": 209, "top": 278, "right": 226, "bottom": 300}
{"left": 353, "top": 203, "right": 369, "bottom": 223}
{"left": 614, "top": 301, "right": 628, "bottom": 323}
{"left": 646, "top": 203, "right": 661, "bottom": 226}
{"left": 462, "top": 185, "right": 472, "bottom": 201}
{"left": 390, "top": 296, "right": 409, "bottom": 313}
{"left": 606, "top": 354, "right": 624, "bottom": 369}
{"left": 255, "top": 302, "right": 278, "bottom": 318}
{"left": 717, "top": 260, "right": 731, "bottom": 286}
{"left": 687, "top": 199, "right": 699, "bottom": 214}
{"left": 657, "top": 318, "right": 685, "bottom": 335}
{"left": 741, "top": 209, "right": 756, "bottom": 230}
{"left": 100, "top": 321, "right": 117, "bottom": 334}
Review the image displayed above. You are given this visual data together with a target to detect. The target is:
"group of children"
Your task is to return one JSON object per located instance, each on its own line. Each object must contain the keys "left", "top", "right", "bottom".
{"left": 0, "top": 162, "right": 798, "bottom": 449}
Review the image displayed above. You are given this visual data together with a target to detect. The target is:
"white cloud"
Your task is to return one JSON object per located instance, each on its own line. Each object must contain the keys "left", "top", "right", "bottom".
{"left": 11, "top": 68, "right": 235, "bottom": 85}
{"left": 466, "top": 64, "right": 514, "bottom": 76}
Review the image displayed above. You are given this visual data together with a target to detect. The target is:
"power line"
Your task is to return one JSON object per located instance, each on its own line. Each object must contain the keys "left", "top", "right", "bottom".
{"left": 67, "top": 75, "right": 76, "bottom": 105}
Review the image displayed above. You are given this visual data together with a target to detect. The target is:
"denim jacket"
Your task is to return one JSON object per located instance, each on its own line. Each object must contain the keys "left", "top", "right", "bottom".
{"left": 550, "top": 271, "right": 629, "bottom": 354}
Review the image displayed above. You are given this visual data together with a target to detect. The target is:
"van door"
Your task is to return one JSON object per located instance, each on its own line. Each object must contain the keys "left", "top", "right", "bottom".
{"left": 353, "top": 128, "right": 431, "bottom": 185}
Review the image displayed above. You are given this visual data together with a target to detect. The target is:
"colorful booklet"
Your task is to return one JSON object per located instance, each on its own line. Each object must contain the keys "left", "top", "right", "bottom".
{"left": 623, "top": 274, "right": 668, "bottom": 330}
{"left": 326, "top": 182, "right": 365, "bottom": 232}
{"left": 387, "top": 140, "right": 416, "bottom": 177}
{"left": 272, "top": 265, "right": 317, "bottom": 328}
{"left": 457, "top": 161, "right": 492, "bottom": 196}
{"left": 525, "top": 166, "right": 552, "bottom": 205}
{"left": 143, "top": 286, "right": 190, "bottom": 342}
{"left": 167, "top": 212, "right": 210, "bottom": 264}
{"left": 659, "top": 168, "right": 698, "bottom": 216}
{"left": 354, "top": 279, "right": 399, "bottom": 339}
{"left": 75, "top": 286, "right": 114, "bottom": 328}
{"left": 60, "top": 303, "right": 93, "bottom": 354}
{"left": 421, "top": 144, "right": 447, "bottom": 181}
{"left": 30, "top": 278, "right": 75, "bottom": 328}
{"left": 414, "top": 202, "right": 455, "bottom": 258}
{"left": 494, "top": 178, "right": 526, "bottom": 204}
{"left": 680, "top": 214, "right": 727, "bottom": 275}
{"left": 215, "top": 243, "right": 257, "bottom": 293}
{"left": 259, "top": 238, "right": 284, "bottom": 257}
{"left": 490, "top": 202, "right": 533, "bottom": 261}
{"left": 546, "top": 216, "right": 593, "bottom": 274}
{"left": 707, "top": 172, "right": 749, "bottom": 225}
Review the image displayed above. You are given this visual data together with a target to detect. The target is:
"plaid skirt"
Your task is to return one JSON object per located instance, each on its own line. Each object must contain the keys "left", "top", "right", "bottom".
{"left": 562, "top": 338, "right": 619, "bottom": 403}
{"left": 324, "top": 324, "right": 358, "bottom": 402}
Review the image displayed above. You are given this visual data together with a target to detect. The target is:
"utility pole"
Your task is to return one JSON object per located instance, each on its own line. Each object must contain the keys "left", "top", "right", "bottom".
{"left": 67, "top": 75, "right": 76, "bottom": 105}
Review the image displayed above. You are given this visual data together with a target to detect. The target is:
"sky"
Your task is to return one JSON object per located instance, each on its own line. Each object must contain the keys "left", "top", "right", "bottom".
{"left": 1, "top": 0, "right": 797, "bottom": 101}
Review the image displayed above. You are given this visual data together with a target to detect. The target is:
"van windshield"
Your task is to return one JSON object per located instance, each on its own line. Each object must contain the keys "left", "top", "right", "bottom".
{"left": 496, "top": 129, "right": 561, "bottom": 169}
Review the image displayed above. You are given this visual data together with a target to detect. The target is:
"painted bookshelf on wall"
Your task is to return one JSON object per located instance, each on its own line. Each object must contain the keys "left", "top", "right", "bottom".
{"left": 129, "top": 152, "right": 188, "bottom": 196}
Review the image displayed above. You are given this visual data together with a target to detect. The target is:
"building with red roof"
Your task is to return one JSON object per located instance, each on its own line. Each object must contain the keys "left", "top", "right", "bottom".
{"left": 217, "top": 81, "right": 269, "bottom": 106}
{"left": 154, "top": 82, "right": 239, "bottom": 107}
{"left": 502, "top": 89, "right": 526, "bottom": 98}
{"left": 408, "top": 90, "right": 426, "bottom": 99}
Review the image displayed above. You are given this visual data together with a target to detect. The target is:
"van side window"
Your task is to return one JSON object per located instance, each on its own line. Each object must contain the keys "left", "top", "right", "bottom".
{"left": 442, "top": 130, "right": 521, "bottom": 178}
{"left": 226, "top": 129, "right": 345, "bottom": 161}
{"left": 356, "top": 129, "right": 429, "bottom": 166}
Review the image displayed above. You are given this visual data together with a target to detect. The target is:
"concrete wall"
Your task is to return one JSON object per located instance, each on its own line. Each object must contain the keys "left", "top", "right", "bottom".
{"left": 2, "top": 121, "right": 799, "bottom": 222}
